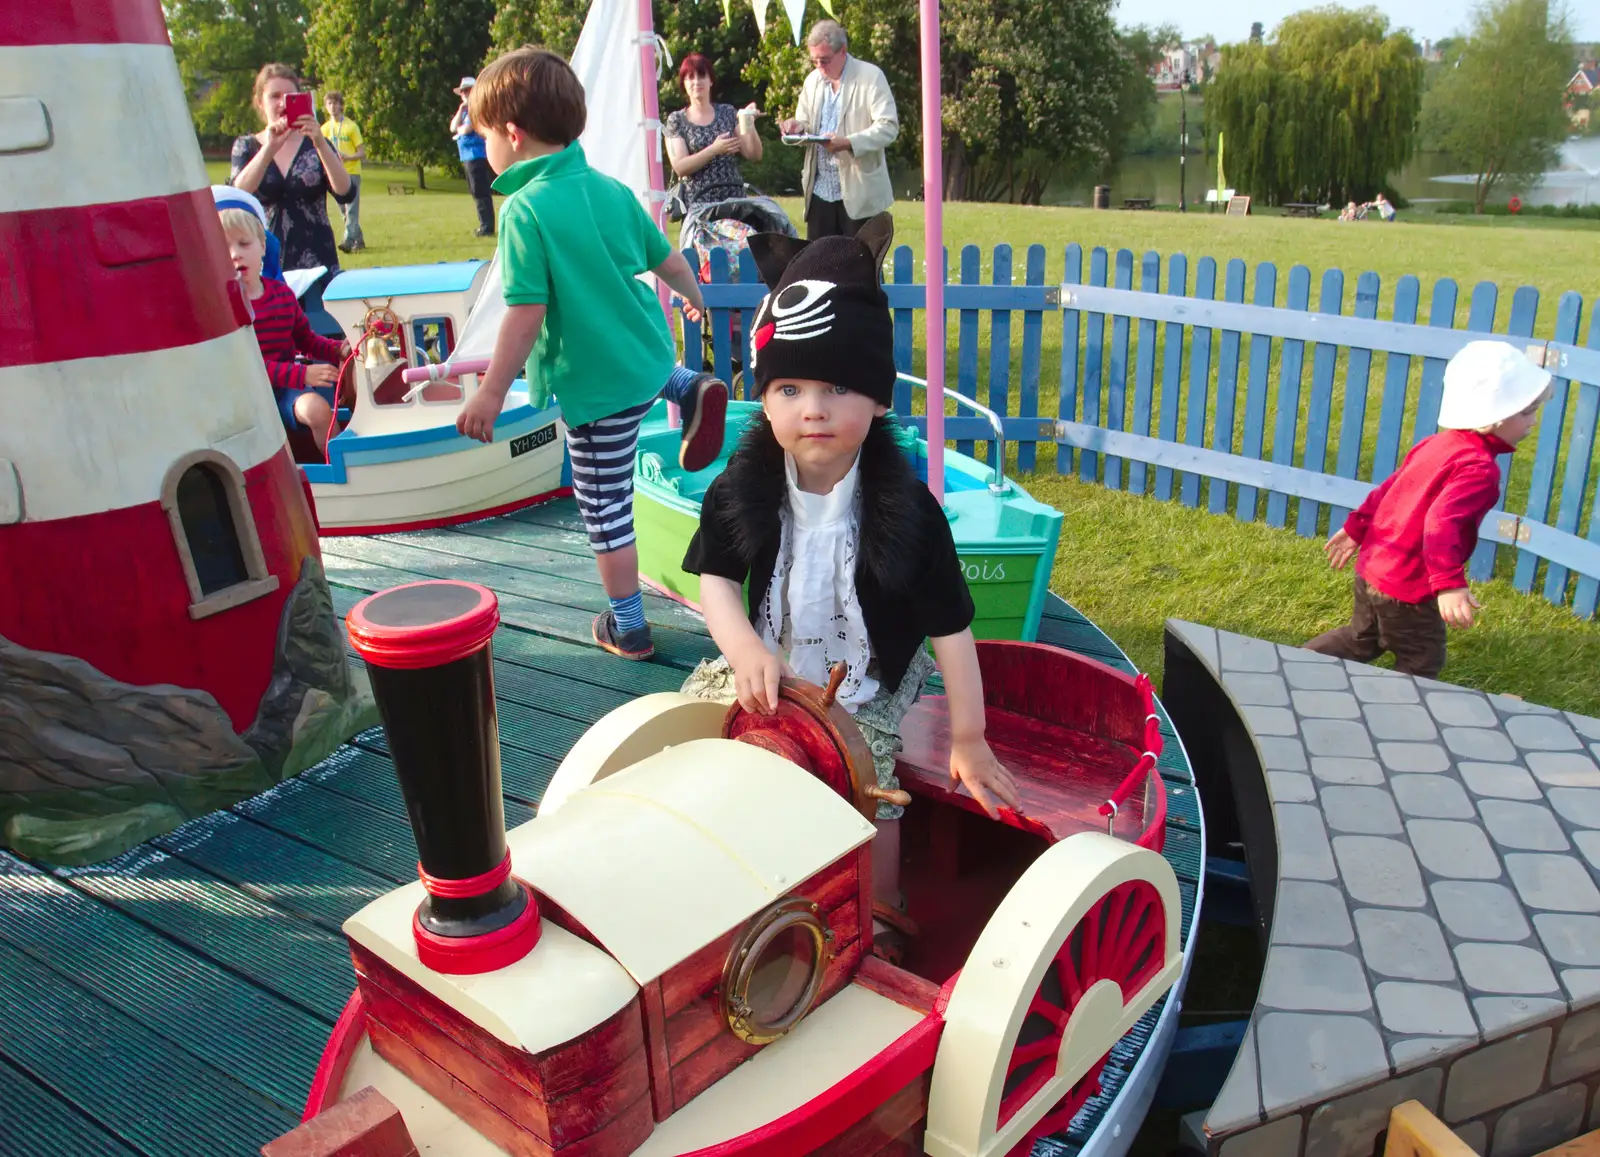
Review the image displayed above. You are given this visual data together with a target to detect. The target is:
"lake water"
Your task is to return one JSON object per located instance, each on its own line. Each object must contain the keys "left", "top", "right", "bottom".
{"left": 933, "top": 139, "right": 1600, "bottom": 209}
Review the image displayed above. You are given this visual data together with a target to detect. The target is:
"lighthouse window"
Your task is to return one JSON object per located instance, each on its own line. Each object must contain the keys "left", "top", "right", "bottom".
{"left": 160, "top": 451, "right": 280, "bottom": 620}
{"left": 176, "top": 465, "right": 249, "bottom": 595}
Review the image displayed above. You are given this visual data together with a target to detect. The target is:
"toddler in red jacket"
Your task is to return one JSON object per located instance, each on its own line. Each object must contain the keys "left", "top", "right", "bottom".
{"left": 1306, "top": 341, "right": 1552, "bottom": 677}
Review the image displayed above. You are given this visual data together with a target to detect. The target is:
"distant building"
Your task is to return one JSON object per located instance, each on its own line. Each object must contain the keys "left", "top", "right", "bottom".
{"left": 1570, "top": 63, "right": 1599, "bottom": 97}
{"left": 1154, "top": 40, "right": 1217, "bottom": 91}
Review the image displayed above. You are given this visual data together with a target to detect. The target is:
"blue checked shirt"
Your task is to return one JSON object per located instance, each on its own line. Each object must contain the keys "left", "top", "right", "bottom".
{"left": 812, "top": 82, "right": 844, "bottom": 203}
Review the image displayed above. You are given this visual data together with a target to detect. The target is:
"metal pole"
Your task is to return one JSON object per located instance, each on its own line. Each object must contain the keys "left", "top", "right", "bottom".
{"left": 920, "top": 0, "right": 945, "bottom": 503}
{"left": 1178, "top": 72, "right": 1187, "bottom": 213}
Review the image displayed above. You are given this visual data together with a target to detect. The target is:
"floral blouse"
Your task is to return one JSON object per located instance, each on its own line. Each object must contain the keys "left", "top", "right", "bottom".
{"left": 230, "top": 134, "right": 345, "bottom": 273}
{"left": 665, "top": 104, "right": 747, "bottom": 207}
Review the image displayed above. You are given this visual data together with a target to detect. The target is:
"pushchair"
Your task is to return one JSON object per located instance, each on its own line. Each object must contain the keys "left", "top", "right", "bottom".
{"left": 676, "top": 189, "right": 797, "bottom": 386}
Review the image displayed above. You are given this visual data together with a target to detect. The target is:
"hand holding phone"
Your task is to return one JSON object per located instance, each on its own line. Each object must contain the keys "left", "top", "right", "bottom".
{"left": 283, "top": 92, "right": 314, "bottom": 129}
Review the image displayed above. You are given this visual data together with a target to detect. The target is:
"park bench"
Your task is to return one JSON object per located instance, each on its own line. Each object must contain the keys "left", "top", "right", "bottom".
{"left": 1283, "top": 202, "right": 1322, "bottom": 218}
{"left": 1122, "top": 197, "right": 1154, "bottom": 210}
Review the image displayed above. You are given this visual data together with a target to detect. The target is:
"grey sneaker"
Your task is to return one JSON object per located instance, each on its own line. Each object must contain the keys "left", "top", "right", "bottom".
{"left": 592, "top": 610, "right": 654, "bottom": 660}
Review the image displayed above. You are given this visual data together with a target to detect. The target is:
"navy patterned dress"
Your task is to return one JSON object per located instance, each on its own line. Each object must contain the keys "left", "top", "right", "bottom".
{"left": 230, "top": 134, "right": 345, "bottom": 274}
{"left": 665, "top": 104, "right": 747, "bottom": 206}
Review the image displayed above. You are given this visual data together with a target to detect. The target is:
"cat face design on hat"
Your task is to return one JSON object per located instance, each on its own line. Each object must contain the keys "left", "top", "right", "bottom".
{"left": 747, "top": 214, "right": 898, "bottom": 408}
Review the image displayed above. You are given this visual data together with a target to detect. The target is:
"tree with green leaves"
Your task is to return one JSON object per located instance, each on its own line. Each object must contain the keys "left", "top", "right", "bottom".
{"left": 939, "top": 0, "right": 1127, "bottom": 202}
{"left": 1206, "top": 6, "right": 1424, "bottom": 206}
{"left": 166, "top": 0, "right": 314, "bottom": 144}
{"left": 488, "top": 0, "right": 1134, "bottom": 204}
{"left": 307, "top": 0, "right": 496, "bottom": 185}
{"left": 1103, "top": 24, "right": 1181, "bottom": 171}
{"left": 1420, "top": 0, "right": 1573, "bottom": 213}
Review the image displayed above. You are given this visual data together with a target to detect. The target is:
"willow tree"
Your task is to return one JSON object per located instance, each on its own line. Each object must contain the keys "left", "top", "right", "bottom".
{"left": 1207, "top": 6, "right": 1424, "bottom": 205}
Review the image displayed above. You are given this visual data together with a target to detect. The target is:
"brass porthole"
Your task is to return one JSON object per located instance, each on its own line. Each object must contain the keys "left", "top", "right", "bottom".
{"left": 721, "top": 897, "right": 832, "bottom": 1046}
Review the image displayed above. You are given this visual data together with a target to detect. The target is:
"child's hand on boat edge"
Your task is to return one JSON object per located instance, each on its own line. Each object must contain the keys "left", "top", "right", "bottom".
{"left": 948, "top": 738, "right": 1019, "bottom": 819}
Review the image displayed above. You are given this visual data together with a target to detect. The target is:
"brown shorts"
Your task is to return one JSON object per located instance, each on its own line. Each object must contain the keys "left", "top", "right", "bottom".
{"left": 1305, "top": 574, "right": 1448, "bottom": 679}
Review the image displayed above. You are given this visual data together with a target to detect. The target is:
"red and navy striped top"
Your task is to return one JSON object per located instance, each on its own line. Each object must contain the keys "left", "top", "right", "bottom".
{"left": 250, "top": 278, "right": 344, "bottom": 390}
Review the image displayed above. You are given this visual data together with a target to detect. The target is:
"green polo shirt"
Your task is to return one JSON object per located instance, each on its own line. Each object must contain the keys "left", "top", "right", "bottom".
{"left": 492, "top": 144, "right": 676, "bottom": 430}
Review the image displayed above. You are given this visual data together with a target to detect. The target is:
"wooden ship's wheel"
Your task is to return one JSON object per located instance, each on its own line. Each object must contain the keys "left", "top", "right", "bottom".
{"left": 924, "top": 832, "right": 1185, "bottom": 1157}
{"left": 722, "top": 664, "right": 910, "bottom": 823}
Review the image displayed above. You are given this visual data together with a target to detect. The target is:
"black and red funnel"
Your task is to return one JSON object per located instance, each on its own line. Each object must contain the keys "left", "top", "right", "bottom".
{"left": 346, "top": 581, "right": 539, "bottom": 974}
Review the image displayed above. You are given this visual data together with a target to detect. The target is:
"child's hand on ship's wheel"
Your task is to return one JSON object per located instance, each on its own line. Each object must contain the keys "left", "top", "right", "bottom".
{"left": 948, "top": 738, "right": 1019, "bottom": 819}
{"left": 731, "top": 643, "right": 782, "bottom": 715}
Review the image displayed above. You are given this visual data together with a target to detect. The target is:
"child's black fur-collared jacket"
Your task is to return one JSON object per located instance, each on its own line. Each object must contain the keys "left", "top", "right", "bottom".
{"left": 682, "top": 216, "right": 974, "bottom": 696}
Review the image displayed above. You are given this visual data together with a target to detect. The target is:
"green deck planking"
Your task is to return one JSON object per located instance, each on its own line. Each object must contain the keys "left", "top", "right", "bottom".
{"left": 0, "top": 854, "right": 325, "bottom": 1112}
{"left": 58, "top": 847, "right": 355, "bottom": 1024}
{"left": 0, "top": 498, "right": 1201, "bottom": 1156}
{"left": 0, "top": 1057, "right": 139, "bottom": 1157}
{"left": 0, "top": 938, "right": 299, "bottom": 1153}
{"left": 232, "top": 775, "right": 422, "bottom": 887}
{"left": 156, "top": 811, "right": 393, "bottom": 934}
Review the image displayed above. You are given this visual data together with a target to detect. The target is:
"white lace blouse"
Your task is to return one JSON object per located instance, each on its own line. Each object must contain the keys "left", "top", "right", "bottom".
{"left": 756, "top": 453, "right": 878, "bottom": 710}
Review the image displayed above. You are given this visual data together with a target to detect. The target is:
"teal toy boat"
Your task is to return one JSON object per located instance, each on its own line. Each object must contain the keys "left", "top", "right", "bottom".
{"left": 634, "top": 390, "right": 1064, "bottom": 642}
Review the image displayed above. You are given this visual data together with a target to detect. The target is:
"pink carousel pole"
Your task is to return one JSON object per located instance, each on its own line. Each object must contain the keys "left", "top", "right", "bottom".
{"left": 919, "top": 0, "right": 946, "bottom": 503}
{"left": 638, "top": 0, "right": 682, "bottom": 428}
{"left": 638, "top": 0, "right": 672, "bottom": 324}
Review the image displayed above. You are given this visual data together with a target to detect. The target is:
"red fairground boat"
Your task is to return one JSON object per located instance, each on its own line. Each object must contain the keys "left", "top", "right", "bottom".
{"left": 273, "top": 579, "right": 1184, "bottom": 1157}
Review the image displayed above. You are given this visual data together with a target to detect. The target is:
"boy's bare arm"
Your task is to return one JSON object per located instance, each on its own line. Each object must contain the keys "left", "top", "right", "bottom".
{"left": 930, "top": 629, "right": 1020, "bottom": 818}
{"left": 456, "top": 304, "right": 546, "bottom": 442}
{"left": 650, "top": 251, "right": 706, "bottom": 320}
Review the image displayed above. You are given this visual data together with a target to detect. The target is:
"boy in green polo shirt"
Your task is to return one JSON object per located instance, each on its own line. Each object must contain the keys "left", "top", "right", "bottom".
{"left": 456, "top": 47, "right": 726, "bottom": 662}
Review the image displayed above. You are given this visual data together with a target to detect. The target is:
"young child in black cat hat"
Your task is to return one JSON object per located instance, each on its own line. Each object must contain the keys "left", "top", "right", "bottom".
{"left": 680, "top": 213, "right": 1019, "bottom": 962}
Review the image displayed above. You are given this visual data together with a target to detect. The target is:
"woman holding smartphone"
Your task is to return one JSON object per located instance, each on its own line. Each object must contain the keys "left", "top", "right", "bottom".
{"left": 230, "top": 63, "right": 352, "bottom": 284}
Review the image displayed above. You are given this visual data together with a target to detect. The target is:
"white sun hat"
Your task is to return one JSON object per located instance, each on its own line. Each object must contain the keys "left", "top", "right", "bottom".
{"left": 1436, "top": 340, "right": 1552, "bottom": 431}
{"left": 455, "top": 76, "right": 477, "bottom": 90}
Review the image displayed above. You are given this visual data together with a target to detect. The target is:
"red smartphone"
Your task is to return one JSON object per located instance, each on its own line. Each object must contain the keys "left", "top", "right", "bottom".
{"left": 283, "top": 91, "right": 313, "bottom": 127}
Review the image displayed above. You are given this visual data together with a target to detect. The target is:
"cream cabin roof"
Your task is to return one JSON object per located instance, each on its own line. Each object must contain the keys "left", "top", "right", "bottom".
{"left": 507, "top": 738, "right": 877, "bottom": 986}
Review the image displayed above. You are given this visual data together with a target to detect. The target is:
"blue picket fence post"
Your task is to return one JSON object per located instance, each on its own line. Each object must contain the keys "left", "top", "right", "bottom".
{"left": 1129, "top": 250, "right": 1162, "bottom": 496}
{"left": 1553, "top": 304, "right": 1599, "bottom": 610}
{"left": 1265, "top": 265, "right": 1312, "bottom": 530}
{"left": 1178, "top": 255, "right": 1214, "bottom": 510}
{"left": 1081, "top": 247, "right": 1109, "bottom": 484}
{"left": 1371, "top": 275, "right": 1422, "bottom": 484}
{"left": 955, "top": 246, "right": 981, "bottom": 459}
{"left": 1018, "top": 245, "right": 1046, "bottom": 475}
{"left": 1328, "top": 270, "right": 1382, "bottom": 530}
{"left": 1208, "top": 259, "right": 1247, "bottom": 516}
{"left": 1059, "top": 244, "right": 1084, "bottom": 477}
{"left": 1295, "top": 269, "right": 1344, "bottom": 538}
{"left": 987, "top": 244, "right": 1013, "bottom": 470}
{"left": 1155, "top": 253, "right": 1189, "bottom": 502}
{"left": 687, "top": 239, "right": 1600, "bottom": 621}
{"left": 1236, "top": 263, "right": 1279, "bottom": 522}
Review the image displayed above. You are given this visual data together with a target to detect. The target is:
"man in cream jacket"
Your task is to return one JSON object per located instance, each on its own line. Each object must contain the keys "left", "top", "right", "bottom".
{"left": 780, "top": 20, "right": 899, "bottom": 239}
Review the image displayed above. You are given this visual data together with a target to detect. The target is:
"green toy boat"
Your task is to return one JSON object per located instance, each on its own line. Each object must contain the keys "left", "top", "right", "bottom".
{"left": 634, "top": 398, "right": 1064, "bottom": 642}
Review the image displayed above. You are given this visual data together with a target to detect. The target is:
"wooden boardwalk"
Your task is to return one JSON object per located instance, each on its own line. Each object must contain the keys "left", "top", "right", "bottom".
{"left": 0, "top": 499, "right": 1201, "bottom": 1156}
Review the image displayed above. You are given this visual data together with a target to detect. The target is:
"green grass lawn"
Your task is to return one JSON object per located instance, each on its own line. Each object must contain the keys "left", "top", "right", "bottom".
{"left": 210, "top": 160, "right": 1600, "bottom": 715}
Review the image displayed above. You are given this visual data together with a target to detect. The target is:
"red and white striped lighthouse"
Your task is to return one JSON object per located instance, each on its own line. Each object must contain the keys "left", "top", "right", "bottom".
{"left": 0, "top": 1, "right": 323, "bottom": 731}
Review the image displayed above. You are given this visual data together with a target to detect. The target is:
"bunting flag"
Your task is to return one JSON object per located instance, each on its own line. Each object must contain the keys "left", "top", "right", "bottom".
{"left": 751, "top": 0, "right": 770, "bottom": 36}
{"left": 818, "top": 0, "right": 835, "bottom": 14}
{"left": 722, "top": 0, "right": 732, "bottom": 26}
{"left": 781, "top": 0, "right": 807, "bottom": 42}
